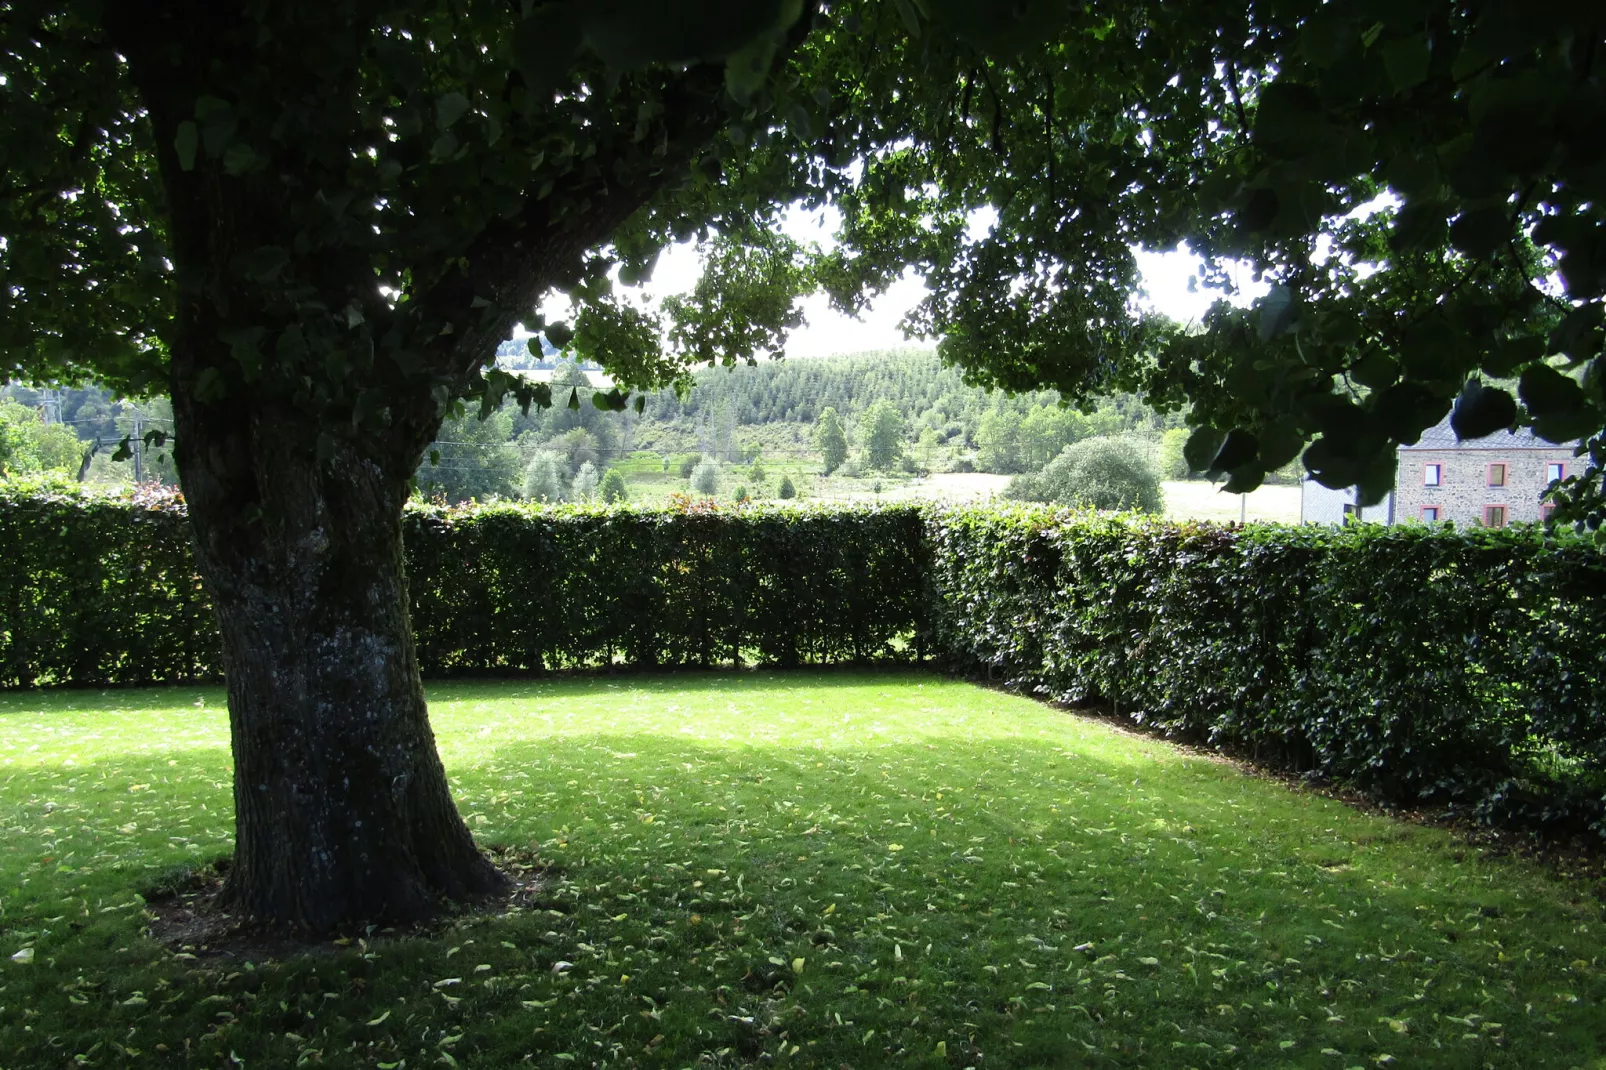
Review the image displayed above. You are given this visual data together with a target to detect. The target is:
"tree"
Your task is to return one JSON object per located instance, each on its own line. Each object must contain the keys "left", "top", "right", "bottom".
{"left": 1019, "top": 405, "right": 1083, "bottom": 470}
{"left": 0, "top": 399, "right": 89, "bottom": 478}
{"left": 417, "top": 408, "right": 521, "bottom": 503}
{"left": 861, "top": 399, "right": 905, "bottom": 471}
{"left": 521, "top": 451, "right": 568, "bottom": 503}
{"left": 571, "top": 460, "right": 600, "bottom": 502}
{"left": 598, "top": 467, "right": 628, "bottom": 503}
{"left": 1158, "top": 427, "right": 1194, "bottom": 481}
{"left": 975, "top": 406, "right": 1024, "bottom": 473}
{"left": 690, "top": 457, "right": 721, "bottom": 496}
{"left": 1006, "top": 437, "right": 1164, "bottom": 514}
{"left": 777, "top": 474, "right": 797, "bottom": 499}
{"left": 814, "top": 406, "right": 848, "bottom": 474}
{"left": 7, "top": 1, "right": 1600, "bottom": 928}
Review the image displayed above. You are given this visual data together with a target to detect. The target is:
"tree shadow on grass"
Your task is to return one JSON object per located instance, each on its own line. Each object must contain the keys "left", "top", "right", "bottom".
{"left": 5, "top": 727, "right": 1604, "bottom": 1069}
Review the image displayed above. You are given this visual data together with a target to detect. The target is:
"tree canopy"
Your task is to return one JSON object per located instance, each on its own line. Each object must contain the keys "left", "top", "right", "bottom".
{"left": 7, "top": 2, "right": 1603, "bottom": 510}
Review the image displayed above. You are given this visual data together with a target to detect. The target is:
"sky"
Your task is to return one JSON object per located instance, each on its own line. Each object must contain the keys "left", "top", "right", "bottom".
{"left": 528, "top": 207, "right": 1269, "bottom": 358}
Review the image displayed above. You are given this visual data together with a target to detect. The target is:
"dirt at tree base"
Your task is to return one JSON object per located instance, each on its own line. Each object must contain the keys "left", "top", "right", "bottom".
{"left": 141, "top": 846, "right": 552, "bottom": 962}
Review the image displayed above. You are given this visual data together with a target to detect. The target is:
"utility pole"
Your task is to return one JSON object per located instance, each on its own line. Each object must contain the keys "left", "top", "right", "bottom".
{"left": 131, "top": 412, "right": 144, "bottom": 484}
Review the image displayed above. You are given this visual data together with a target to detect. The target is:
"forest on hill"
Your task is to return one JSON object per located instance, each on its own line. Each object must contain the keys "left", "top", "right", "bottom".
{"left": 2, "top": 348, "right": 1209, "bottom": 504}
{"left": 414, "top": 348, "right": 1195, "bottom": 503}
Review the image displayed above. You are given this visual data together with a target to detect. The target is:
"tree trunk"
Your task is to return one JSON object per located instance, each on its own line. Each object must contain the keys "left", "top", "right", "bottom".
{"left": 176, "top": 392, "right": 506, "bottom": 929}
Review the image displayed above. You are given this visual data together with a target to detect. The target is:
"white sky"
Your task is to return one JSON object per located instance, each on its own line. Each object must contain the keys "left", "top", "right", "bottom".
{"left": 528, "top": 206, "right": 1268, "bottom": 358}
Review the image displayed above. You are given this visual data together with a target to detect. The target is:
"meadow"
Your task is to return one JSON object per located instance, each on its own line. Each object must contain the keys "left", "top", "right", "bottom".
{"left": 2, "top": 672, "right": 1602, "bottom": 1068}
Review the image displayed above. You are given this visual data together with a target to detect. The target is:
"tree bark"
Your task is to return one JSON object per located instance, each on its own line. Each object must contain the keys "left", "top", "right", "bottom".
{"left": 176, "top": 390, "right": 506, "bottom": 929}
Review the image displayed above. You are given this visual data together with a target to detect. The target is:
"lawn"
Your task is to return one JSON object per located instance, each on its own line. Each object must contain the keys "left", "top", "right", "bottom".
{"left": 2, "top": 672, "right": 1602, "bottom": 1068}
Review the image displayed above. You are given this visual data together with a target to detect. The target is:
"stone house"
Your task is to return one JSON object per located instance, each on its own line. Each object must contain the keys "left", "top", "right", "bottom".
{"left": 1301, "top": 416, "right": 1577, "bottom": 526}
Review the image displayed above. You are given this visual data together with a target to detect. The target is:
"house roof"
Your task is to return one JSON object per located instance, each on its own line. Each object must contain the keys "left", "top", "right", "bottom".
{"left": 1399, "top": 414, "right": 1578, "bottom": 452}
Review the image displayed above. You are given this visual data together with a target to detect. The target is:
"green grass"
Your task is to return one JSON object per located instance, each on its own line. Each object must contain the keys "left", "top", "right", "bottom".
{"left": 2, "top": 673, "right": 1603, "bottom": 1068}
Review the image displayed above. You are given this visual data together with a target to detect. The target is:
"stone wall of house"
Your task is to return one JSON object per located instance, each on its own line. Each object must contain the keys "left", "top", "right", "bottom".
{"left": 1395, "top": 449, "right": 1570, "bottom": 524}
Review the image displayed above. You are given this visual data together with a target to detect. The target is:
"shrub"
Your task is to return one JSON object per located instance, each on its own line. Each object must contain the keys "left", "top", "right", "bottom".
{"left": 777, "top": 475, "right": 797, "bottom": 499}
{"left": 1005, "top": 436, "right": 1162, "bottom": 513}
{"left": 599, "top": 468, "right": 628, "bottom": 503}
{"left": 690, "top": 458, "right": 720, "bottom": 496}
{"left": 928, "top": 507, "right": 1606, "bottom": 836}
{"left": 0, "top": 492, "right": 932, "bottom": 685}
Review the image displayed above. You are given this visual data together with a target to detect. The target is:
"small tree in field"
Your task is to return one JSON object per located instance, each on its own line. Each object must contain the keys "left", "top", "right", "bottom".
{"left": 599, "top": 467, "right": 628, "bottom": 503}
{"left": 690, "top": 458, "right": 720, "bottom": 497}
{"left": 777, "top": 475, "right": 797, "bottom": 499}
{"left": 862, "top": 400, "right": 906, "bottom": 471}
{"left": 522, "top": 452, "right": 568, "bottom": 503}
{"left": 571, "top": 460, "right": 600, "bottom": 502}
{"left": 814, "top": 407, "right": 848, "bottom": 475}
{"left": 1006, "top": 437, "right": 1163, "bottom": 513}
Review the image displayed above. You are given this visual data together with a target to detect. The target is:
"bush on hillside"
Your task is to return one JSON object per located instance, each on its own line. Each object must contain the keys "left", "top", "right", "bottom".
{"left": 1005, "top": 436, "right": 1163, "bottom": 513}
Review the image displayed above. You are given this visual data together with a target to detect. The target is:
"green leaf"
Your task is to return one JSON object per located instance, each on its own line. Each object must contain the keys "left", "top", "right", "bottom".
{"left": 567, "top": 387, "right": 580, "bottom": 411}
{"left": 725, "top": 34, "right": 779, "bottom": 103}
{"left": 436, "top": 92, "right": 472, "bottom": 130}
{"left": 1373, "top": 381, "right": 1448, "bottom": 443}
{"left": 1221, "top": 465, "right": 1264, "bottom": 494}
{"left": 891, "top": 0, "right": 923, "bottom": 37}
{"left": 1450, "top": 380, "right": 1517, "bottom": 440}
{"left": 1258, "top": 286, "right": 1299, "bottom": 341}
{"left": 192, "top": 367, "right": 227, "bottom": 402}
{"left": 1520, "top": 364, "right": 1585, "bottom": 417}
{"left": 1252, "top": 82, "right": 1328, "bottom": 161}
{"left": 1182, "top": 427, "right": 1226, "bottom": 474}
{"left": 1349, "top": 348, "right": 1399, "bottom": 390}
{"left": 174, "top": 121, "right": 199, "bottom": 172}
{"left": 232, "top": 246, "right": 290, "bottom": 282}
{"left": 1390, "top": 200, "right": 1449, "bottom": 253}
{"left": 1520, "top": 365, "right": 1597, "bottom": 442}
{"left": 1380, "top": 34, "right": 1431, "bottom": 92}
{"left": 1210, "top": 428, "right": 1259, "bottom": 474}
{"left": 221, "top": 142, "right": 259, "bottom": 176}
{"left": 1448, "top": 207, "right": 1510, "bottom": 259}
{"left": 1481, "top": 335, "right": 1545, "bottom": 378}
{"left": 545, "top": 322, "right": 575, "bottom": 348}
{"left": 1257, "top": 421, "right": 1305, "bottom": 471}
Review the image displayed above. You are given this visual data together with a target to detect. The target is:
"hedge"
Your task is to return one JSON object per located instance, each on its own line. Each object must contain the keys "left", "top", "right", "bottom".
{"left": 0, "top": 487, "right": 929, "bottom": 687}
{"left": 4, "top": 486, "right": 1605, "bottom": 836}
{"left": 928, "top": 505, "right": 1606, "bottom": 833}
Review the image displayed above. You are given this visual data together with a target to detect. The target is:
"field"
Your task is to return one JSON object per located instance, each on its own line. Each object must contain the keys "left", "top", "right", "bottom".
{"left": 1160, "top": 479, "right": 1303, "bottom": 524}
{"left": 3, "top": 672, "right": 1603, "bottom": 1068}
{"left": 606, "top": 453, "right": 1304, "bottom": 526}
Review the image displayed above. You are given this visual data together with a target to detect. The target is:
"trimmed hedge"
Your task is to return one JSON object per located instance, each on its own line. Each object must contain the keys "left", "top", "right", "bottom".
{"left": 4, "top": 487, "right": 1604, "bottom": 836}
{"left": 929, "top": 505, "right": 1606, "bottom": 832}
{"left": 0, "top": 488, "right": 929, "bottom": 686}
{"left": 0, "top": 485, "right": 220, "bottom": 686}
{"left": 404, "top": 500, "right": 930, "bottom": 674}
